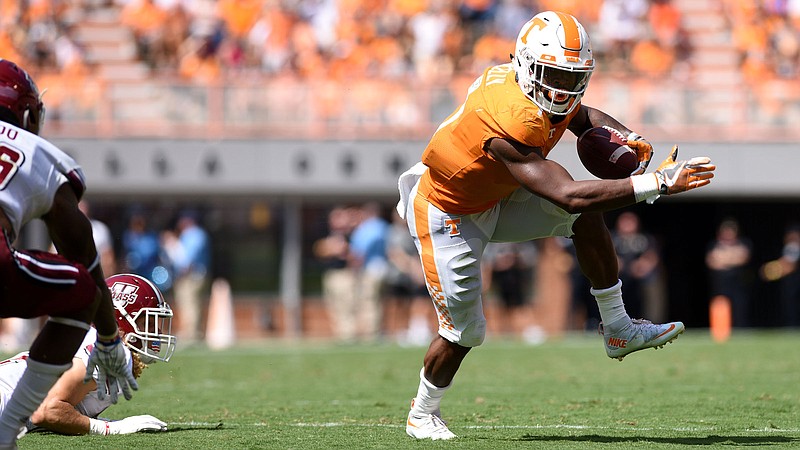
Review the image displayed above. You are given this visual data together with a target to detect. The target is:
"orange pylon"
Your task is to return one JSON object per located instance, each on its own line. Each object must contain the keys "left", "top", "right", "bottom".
{"left": 709, "top": 295, "right": 732, "bottom": 343}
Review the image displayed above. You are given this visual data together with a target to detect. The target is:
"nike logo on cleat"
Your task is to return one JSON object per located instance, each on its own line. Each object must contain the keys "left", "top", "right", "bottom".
{"left": 655, "top": 324, "right": 676, "bottom": 339}
{"left": 607, "top": 337, "right": 627, "bottom": 348}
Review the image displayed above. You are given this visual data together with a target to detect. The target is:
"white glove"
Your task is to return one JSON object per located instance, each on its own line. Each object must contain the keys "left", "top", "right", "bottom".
{"left": 630, "top": 145, "right": 715, "bottom": 204}
{"left": 83, "top": 335, "right": 138, "bottom": 404}
{"left": 89, "top": 415, "right": 167, "bottom": 435}
{"left": 652, "top": 145, "right": 715, "bottom": 196}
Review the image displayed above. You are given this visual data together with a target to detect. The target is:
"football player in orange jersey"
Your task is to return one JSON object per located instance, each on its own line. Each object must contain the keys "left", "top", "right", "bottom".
{"left": 399, "top": 11, "right": 716, "bottom": 440}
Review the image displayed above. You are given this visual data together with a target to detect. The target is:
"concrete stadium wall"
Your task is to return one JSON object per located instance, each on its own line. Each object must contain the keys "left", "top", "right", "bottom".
{"left": 53, "top": 138, "right": 800, "bottom": 200}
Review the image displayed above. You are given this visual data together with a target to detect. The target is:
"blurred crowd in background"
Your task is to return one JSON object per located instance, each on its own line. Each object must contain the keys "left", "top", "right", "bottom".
{"left": 0, "top": 0, "right": 799, "bottom": 137}
{"left": 309, "top": 203, "right": 800, "bottom": 345}
{"left": 2, "top": 0, "right": 799, "bottom": 82}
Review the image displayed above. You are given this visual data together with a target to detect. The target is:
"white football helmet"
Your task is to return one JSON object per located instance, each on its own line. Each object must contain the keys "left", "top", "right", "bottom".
{"left": 107, "top": 273, "right": 176, "bottom": 364}
{"left": 513, "top": 11, "right": 594, "bottom": 115}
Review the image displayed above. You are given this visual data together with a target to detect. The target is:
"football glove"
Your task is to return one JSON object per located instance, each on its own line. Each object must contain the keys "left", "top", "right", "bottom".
{"left": 626, "top": 132, "right": 654, "bottom": 176}
{"left": 654, "top": 145, "right": 715, "bottom": 194}
{"left": 84, "top": 335, "right": 138, "bottom": 404}
{"left": 89, "top": 415, "right": 167, "bottom": 435}
{"left": 649, "top": 145, "right": 715, "bottom": 202}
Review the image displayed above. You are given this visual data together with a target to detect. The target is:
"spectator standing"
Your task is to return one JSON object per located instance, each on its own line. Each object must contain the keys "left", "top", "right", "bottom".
{"left": 348, "top": 202, "right": 390, "bottom": 342}
{"left": 706, "top": 218, "right": 753, "bottom": 328}
{"left": 612, "top": 211, "right": 663, "bottom": 321}
{"left": 79, "top": 200, "right": 116, "bottom": 277}
{"left": 385, "top": 210, "right": 433, "bottom": 346}
{"left": 162, "top": 210, "right": 211, "bottom": 345}
{"left": 482, "top": 242, "right": 537, "bottom": 338}
{"left": 759, "top": 224, "right": 800, "bottom": 327}
{"left": 122, "top": 208, "right": 167, "bottom": 289}
{"left": 313, "top": 205, "right": 358, "bottom": 342}
{"left": 565, "top": 238, "right": 599, "bottom": 331}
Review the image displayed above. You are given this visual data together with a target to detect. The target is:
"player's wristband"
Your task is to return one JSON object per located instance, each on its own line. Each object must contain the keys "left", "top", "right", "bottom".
{"left": 630, "top": 174, "right": 660, "bottom": 203}
{"left": 89, "top": 418, "right": 110, "bottom": 436}
{"left": 97, "top": 329, "right": 121, "bottom": 346}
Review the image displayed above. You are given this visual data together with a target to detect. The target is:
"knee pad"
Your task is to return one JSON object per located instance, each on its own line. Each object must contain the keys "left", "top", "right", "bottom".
{"left": 457, "top": 318, "right": 487, "bottom": 348}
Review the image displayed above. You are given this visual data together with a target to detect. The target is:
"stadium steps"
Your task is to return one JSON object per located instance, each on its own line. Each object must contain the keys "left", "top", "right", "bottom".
{"left": 97, "top": 62, "right": 151, "bottom": 81}
{"left": 71, "top": 4, "right": 162, "bottom": 121}
{"left": 673, "top": 0, "right": 746, "bottom": 124}
{"left": 73, "top": 25, "right": 136, "bottom": 64}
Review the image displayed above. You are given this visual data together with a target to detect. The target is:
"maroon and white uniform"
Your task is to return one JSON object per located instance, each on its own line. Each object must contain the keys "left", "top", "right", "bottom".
{"left": 0, "top": 123, "right": 86, "bottom": 240}
{"left": 0, "top": 122, "right": 96, "bottom": 318}
{"left": 0, "top": 327, "right": 132, "bottom": 422}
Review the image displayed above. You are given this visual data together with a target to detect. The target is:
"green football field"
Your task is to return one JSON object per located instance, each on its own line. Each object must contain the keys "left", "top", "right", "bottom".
{"left": 19, "top": 329, "right": 800, "bottom": 449}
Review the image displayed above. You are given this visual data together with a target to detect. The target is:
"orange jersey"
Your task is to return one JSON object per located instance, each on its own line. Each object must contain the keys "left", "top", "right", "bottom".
{"left": 418, "top": 63, "right": 579, "bottom": 214}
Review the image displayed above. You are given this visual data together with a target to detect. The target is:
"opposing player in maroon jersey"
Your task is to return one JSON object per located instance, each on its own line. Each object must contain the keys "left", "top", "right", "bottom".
{"left": 0, "top": 59, "right": 138, "bottom": 448}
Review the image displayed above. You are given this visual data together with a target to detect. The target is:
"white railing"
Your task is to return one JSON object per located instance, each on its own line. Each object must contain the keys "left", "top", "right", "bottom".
{"left": 40, "top": 74, "right": 800, "bottom": 142}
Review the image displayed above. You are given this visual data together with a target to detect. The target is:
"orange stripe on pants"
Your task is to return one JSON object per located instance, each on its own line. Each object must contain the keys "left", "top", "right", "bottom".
{"left": 412, "top": 193, "right": 455, "bottom": 332}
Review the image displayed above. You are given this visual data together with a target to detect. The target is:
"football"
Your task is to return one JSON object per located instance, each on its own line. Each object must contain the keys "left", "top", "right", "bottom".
{"left": 576, "top": 126, "right": 637, "bottom": 179}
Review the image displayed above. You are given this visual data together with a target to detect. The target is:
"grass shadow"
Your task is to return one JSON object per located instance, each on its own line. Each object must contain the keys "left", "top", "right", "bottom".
{"left": 164, "top": 422, "right": 224, "bottom": 432}
{"left": 517, "top": 434, "right": 799, "bottom": 446}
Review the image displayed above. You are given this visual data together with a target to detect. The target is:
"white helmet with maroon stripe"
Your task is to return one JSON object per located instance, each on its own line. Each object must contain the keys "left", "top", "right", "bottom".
{"left": 513, "top": 11, "right": 594, "bottom": 115}
{"left": 107, "top": 273, "right": 176, "bottom": 364}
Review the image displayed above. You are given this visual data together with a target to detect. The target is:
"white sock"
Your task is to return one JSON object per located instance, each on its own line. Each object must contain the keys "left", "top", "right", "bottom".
{"left": 409, "top": 367, "right": 450, "bottom": 416}
{"left": 590, "top": 279, "right": 631, "bottom": 329}
{"left": 0, "top": 359, "right": 70, "bottom": 444}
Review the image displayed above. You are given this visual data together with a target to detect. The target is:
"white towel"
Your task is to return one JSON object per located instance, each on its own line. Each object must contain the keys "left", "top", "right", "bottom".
{"left": 396, "top": 162, "right": 427, "bottom": 219}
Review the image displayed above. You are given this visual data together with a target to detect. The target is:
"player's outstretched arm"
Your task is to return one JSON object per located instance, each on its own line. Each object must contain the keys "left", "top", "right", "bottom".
{"left": 30, "top": 359, "right": 166, "bottom": 435}
{"left": 488, "top": 137, "right": 638, "bottom": 214}
{"left": 30, "top": 359, "right": 98, "bottom": 435}
{"left": 487, "top": 138, "right": 715, "bottom": 214}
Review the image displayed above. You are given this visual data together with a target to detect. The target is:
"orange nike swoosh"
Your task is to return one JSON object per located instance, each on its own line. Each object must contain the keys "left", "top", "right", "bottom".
{"left": 407, "top": 418, "right": 417, "bottom": 428}
{"left": 655, "top": 324, "right": 676, "bottom": 339}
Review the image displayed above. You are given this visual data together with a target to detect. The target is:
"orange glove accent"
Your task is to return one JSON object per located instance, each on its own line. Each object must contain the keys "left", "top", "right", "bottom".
{"left": 653, "top": 145, "right": 716, "bottom": 195}
{"left": 626, "top": 132, "right": 653, "bottom": 176}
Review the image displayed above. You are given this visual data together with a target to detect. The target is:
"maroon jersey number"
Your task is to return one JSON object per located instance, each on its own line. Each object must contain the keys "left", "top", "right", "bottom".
{"left": 0, "top": 145, "right": 25, "bottom": 190}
